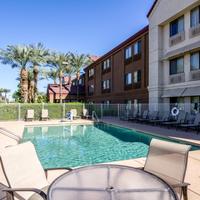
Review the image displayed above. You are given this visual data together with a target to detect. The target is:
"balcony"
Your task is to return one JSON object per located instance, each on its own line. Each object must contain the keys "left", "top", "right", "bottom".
{"left": 190, "top": 70, "right": 200, "bottom": 81}
{"left": 124, "top": 57, "right": 132, "bottom": 65}
{"left": 133, "top": 53, "right": 141, "bottom": 61}
{"left": 189, "top": 24, "right": 200, "bottom": 38}
{"left": 102, "top": 67, "right": 111, "bottom": 74}
{"left": 169, "top": 32, "right": 185, "bottom": 47}
{"left": 124, "top": 84, "right": 132, "bottom": 90}
{"left": 169, "top": 73, "right": 185, "bottom": 84}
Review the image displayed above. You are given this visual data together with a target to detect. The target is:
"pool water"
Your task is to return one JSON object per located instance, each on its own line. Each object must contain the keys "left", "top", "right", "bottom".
{"left": 22, "top": 123, "right": 199, "bottom": 169}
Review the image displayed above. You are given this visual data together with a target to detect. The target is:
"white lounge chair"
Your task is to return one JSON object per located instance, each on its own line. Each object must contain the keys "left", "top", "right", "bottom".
{"left": 41, "top": 109, "right": 49, "bottom": 121}
{"left": 26, "top": 110, "right": 34, "bottom": 121}
{"left": 143, "top": 139, "right": 191, "bottom": 200}
{"left": 0, "top": 142, "right": 72, "bottom": 200}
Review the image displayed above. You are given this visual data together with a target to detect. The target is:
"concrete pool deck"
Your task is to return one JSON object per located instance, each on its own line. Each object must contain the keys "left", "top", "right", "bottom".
{"left": 0, "top": 119, "right": 200, "bottom": 199}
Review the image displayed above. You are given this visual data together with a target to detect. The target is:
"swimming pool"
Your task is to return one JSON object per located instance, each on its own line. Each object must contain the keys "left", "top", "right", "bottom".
{"left": 22, "top": 123, "right": 199, "bottom": 169}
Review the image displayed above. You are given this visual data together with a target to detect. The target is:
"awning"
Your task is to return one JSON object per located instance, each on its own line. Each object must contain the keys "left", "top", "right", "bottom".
{"left": 181, "top": 86, "right": 200, "bottom": 97}
{"left": 162, "top": 41, "right": 200, "bottom": 60}
{"left": 162, "top": 88, "right": 185, "bottom": 98}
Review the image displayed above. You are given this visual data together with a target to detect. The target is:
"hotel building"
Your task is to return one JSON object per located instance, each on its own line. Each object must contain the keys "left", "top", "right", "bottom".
{"left": 148, "top": 0, "right": 200, "bottom": 113}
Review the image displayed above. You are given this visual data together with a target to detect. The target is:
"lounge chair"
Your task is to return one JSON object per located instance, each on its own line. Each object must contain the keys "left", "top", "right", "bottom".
{"left": 149, "top": 111, "right": 170, "bottom": 125}
{"left": 143, "top": 111, "right": 159, "bottom": 123}
{"left": 143, "top": 139, "right": 191, "bottom": 200}
{"left": 0, "top": 142, "right": 72, "bottom": 200}
{"left": 128, "top": 109, "right": 139, "bottom": 121}
{"left": 136, "top": 110, "right": 149, "bottom": 123}
{"left": 179, "top": 113, "right": 200, "bottom": 133}
{"left": 26, "top": 110, "right": 34, "bottom": 121}
{"left": 41, "top": 109, "right": 49, "bottom": 121}
{"left": 70, "top": 109, "right": 81, "bottom": 120}
{"left": 161, "top": 111, "right": 187, "bottom": 128}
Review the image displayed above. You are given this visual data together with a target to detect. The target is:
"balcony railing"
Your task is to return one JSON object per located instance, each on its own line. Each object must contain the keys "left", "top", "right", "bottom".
{"left": 169, "top": 73, "right": 185, "bottom": 84}
{"left": 169, "top": 31, "right": 185, "bottom": 47}
{"left": 190, "top": 70, "right": 200, "bottom": 81}
{"left": 189, "top": 24, "right": 200, "bottom": 38}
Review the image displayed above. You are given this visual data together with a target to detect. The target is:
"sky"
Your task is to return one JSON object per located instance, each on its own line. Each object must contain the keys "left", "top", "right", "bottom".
{"left": 0, "top": 0, "right": 154, "bottom": 99}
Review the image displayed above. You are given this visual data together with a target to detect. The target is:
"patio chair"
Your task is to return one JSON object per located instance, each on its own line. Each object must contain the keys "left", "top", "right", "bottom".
{"left": 0, "top": 142, "right": 72, "bottom": 200}
{"left": 144, "top": 139, "right": 191, "bottom": 200}
{"left": 82, "top": 108, "right": 92, "bottom": 119}
{"left": 161, "top": 111, "right": 187, "bottom": 128}
{"left": 41, "top": 109, "right": 49, "bottom": 121}
{"left": 70, "top": 109, "right": 81, "bottom": 120}
{"left": 26, "top": 110, "right": 34, "bottom": 121}
{"left": 179, "top": 113, "right": 200, "bottom": 133}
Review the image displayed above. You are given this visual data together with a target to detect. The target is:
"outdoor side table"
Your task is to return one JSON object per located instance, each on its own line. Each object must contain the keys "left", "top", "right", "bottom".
{"left": 48, "top": 164, "right": 178, "bottom": 200}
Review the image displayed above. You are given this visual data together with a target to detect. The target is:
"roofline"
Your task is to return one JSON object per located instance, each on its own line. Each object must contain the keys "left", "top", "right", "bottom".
{"left": 147, "top": 0, "right": 158, "bottom": 17}
{"left": 85, "top": 25, "right": 148, "bottom": 69}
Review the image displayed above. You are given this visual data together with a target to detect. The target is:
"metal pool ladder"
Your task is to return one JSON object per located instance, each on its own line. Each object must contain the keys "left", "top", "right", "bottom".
{"left": 92, "top": 111, "right": 100, "bottom": 122}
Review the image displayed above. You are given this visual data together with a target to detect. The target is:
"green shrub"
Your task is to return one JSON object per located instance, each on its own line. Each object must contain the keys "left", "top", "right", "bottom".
{"left": 0, "top": 103, "right": 84, "bottom": 121}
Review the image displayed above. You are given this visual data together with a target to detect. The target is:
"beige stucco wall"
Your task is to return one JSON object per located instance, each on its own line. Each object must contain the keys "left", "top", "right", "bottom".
{"left": 148, "top": 0, "right": 200, "bottom": 108}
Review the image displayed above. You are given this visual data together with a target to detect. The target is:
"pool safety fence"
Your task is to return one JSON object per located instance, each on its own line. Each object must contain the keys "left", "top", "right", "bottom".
{"left": 0, "top": 102, "right": 199, "bottom": 121}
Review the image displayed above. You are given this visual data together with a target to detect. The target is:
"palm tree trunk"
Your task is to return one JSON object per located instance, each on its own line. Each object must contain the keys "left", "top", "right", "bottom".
{"left": 76, "top": 72, "right": 80, "bottom": 101}
{"left": 59, "top": 76, "right": 62, "bottom": 103}
{"left": 20, "top": 68, "right": 28, "bottom": 103}
{"left": 33, "top": 65, "right": 39, "bottom": 102}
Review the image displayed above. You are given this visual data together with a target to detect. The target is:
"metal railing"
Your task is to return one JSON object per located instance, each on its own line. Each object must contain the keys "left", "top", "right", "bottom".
{"left": 0, "top": 127, "right": 21, "bottom": 142}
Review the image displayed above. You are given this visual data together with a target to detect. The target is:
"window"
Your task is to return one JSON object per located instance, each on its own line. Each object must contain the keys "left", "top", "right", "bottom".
{"left": 72, "top": 81, "right": 76, "bottom": 86}
{"left": 125, "top": 46, "right": 132, "bottom": 60}
{"left": 191, "top": 51, "right": 200, "bottom": 71}
{"left": 133, "top": 70, "right": 141, "bottom": 83}
{"left": 125, "top": 73, "right": 132, "bottom": 85}
{"left": 170, "top": 16, "right": 184, "bottom": 37}
{"left": 125, "top": 100, "right": 132, "bottom": 110}
{"left": 191, "top": 96, "right": 200, "bottom": 113}
{"left": 89, "top": 68, "right": 94, "bottom": 77}
{"left": 102, "top": 80, "right": 110, "bottom": 90}
{"left": 191, "top": 6, "right": 200, "bottom": 27}
{"left": 170, "top": 57, "right": 184, "bottom": 75}
{"left": 102, "top": 100, "right": 110, "bottom": 105}
{"left": 102, "top": 59, "right": 111, "bottom": 71}
{"left": 88, "top": 85, "right": 94, "bottom": 95}
{"left": 133, "top": 41, "right": 141, "bottom": 55}
{"left": 170, "top": 97, "right": 184, "bottom": 111}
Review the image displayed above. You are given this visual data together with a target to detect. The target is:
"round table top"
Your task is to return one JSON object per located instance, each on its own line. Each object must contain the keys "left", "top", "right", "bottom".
{"left": 48, "top": 164, "right": 178, "bottom": 200}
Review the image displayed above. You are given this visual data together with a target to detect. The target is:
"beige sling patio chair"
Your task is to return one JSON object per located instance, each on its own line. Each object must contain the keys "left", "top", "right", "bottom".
{"left": 41, "top": 109, "right": 49, "bottom": 121}
{"left": 0, "top": 142, "right": 72, "bottom": 200}
{"left": 144, "top": 139, "right": 191, "bottom": 200}
{"left": 70, "top": 109, "right": 81, "bottom": 120}
{"left": 26, "top": 110, "right": 34, "bottom": 121}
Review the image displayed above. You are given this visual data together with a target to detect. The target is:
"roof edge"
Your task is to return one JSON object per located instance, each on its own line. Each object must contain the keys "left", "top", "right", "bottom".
{"left": 86, "top": 25, "right": 148, "bottom": 69}
{"left": 147, "top": 0, "right": 158, "bottom": 18}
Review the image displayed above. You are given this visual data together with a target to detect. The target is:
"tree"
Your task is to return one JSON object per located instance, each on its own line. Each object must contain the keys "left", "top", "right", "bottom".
{"left": 0, "top": 45, "right": 32, "bottom": 103}
{"left": 47, "top": 52, "right": 71, "bottom": 103}
{"left": 3, "top": 88, "right": 10, "bottom": 103}
{"left": 45, "top": 69, "right": 58, "bottom": 84}
{"left": 69, "top": 53, "right": 92, "bottom": 100}
{"left": 29, "top": 43, "right": 49, "bottom": 102}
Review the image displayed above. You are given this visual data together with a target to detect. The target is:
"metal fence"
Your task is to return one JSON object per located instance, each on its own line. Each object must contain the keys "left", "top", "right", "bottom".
{"left": 0, "top": 102, "right": 199, "bottom": 121}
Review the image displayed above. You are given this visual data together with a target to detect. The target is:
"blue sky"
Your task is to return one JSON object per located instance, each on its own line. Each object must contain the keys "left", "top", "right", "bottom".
{"left": 0, "top": 0, "right": 154, "bottom": 98}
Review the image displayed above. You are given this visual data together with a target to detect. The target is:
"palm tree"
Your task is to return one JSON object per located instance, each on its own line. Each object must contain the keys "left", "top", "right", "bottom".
{"left": 0, "top": 88, "right": 4, "bottom": 102}
{"left": 0, "top": 45, "right": 32, "bottom": 103}
{"left": 47, "top": 52, "right": 71, "bottom": 103}
{"left": 3, "top": 88, "right": 11, "bottom": 103}
{"left": 45, "top": 69, "right": 58, "bottom": 84}
{"left": 69, "top": 53, "right": 92, "bottom": 100}
{"left": 27, "top": 70, "right": 35, "bottom": 103}
{"left": 29, "top": 43, "right": 49, "bottom": 102}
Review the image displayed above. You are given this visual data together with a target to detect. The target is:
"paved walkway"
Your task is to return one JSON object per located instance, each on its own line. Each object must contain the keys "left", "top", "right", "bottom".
{"left": 0, "top": 119, "right": 200, "bottom": 199}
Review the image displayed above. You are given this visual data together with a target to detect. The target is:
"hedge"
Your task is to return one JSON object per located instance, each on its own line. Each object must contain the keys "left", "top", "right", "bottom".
{"left": 0, "top": 103, "right": 84, "bottom": 121}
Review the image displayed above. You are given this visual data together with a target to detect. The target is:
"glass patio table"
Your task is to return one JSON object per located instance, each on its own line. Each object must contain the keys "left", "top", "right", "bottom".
{"left": 47, "top": 164, "right": 178, "bottom": 200}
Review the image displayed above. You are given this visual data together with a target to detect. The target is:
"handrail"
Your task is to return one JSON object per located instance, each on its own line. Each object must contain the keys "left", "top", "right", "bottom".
{"left": 92, "top": 111, "right": 100, "bottom": 122}
{"left": 0, "top": 127, "right": 21, "bottom": 142}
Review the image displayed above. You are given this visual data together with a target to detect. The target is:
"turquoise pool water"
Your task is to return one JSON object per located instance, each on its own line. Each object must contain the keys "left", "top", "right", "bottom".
{"left": 22, "top": 123, "right": 199, "bottom": 169}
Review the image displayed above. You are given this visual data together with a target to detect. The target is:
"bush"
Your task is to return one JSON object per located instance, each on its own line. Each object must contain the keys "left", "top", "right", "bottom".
{"left": 0, "top": 103, "right": 84, "bottom": 121}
